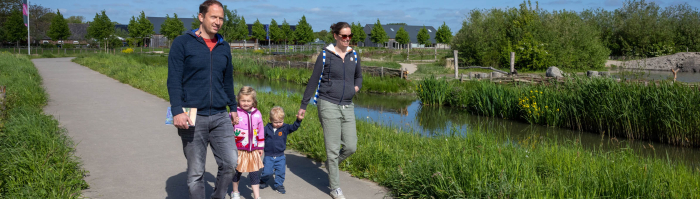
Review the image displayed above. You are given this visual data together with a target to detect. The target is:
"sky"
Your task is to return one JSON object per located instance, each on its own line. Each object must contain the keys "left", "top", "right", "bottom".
{"left": 36, "top": 0, "right": 700, "bottom": 33}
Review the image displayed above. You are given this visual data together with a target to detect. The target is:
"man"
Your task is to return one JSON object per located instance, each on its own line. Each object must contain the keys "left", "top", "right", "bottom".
{"left": 166, "top": 1, "right": 239, "bottom": 198}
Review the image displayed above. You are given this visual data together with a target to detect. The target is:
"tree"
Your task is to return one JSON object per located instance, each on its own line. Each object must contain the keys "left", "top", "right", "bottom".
{"left": 350, "top": 22, "right": 361, "bottom": 45}
{"left": 293, "top": 15, "right": 314, "bottom": 44}
{"left": 5, "top": 9, "right": 27, "bottom": 47}
{"left": 315, "top": 30, "right": 333, "bottom": 44}
{"left": 269, "top": 19, "right": 282, "bottom": 43}
{"left": 417, "top": 25, "right": 431, "bottom": 46}
{"left": 47, "top": 9, "right": 71, "bottom": 47}
{"left": 354, "top": 22, "right": 366, "bottom": 46}
{"left": 66, "top": 16, "right": 84, "bottom": 23}
{"left": 395, "top": 26, "right": 410, "bottom": 49}
{"left": 191, "top": 14, "right": 200, "bottom": 30}
{"left": 281, "top": 19, "right": 293, "bottom": 48}
{"left": 370, "top": 19, "right": 388, "bottom": 47}
{"left": 231, "top": 16, "right": 249, "bottom": 47}
{"left": 29, "top": 4, "right": 54, "bottom": 44}
{"left": 251, "top": 19, "right": 266, "bottom": 50}
{"left": 86, "top": 10, "right": 114, "bottom": 50}
{"left": 127, "top": 16, "right": 140, "bottom": 45}
{"left": 435, "top": 21, "right": 452, "bottom": 47}
{"left": 219, "top": 5, "right": 239, "bottom": 41}
{"left": 160, "top": 13, "right": 185, "bottom": 47}
{"left": 137, "top": 11, "right": 154, "bottom": 47}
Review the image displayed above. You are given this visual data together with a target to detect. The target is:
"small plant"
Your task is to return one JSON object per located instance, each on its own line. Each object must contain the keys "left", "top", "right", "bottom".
{"left": 416, "top": 75, "right": 451, "bottom": 105}
{"left": 121, "top": 48, "right": 134, "bottom": 54}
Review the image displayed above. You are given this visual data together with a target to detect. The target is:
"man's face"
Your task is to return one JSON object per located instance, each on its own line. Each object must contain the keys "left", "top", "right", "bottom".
{"left": 198, "top": 4, "right": 224, "bottom": 34}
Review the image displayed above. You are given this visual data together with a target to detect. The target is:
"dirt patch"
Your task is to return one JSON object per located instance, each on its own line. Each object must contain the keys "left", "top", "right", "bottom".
{"left": 606, "top": 52, "right": 700, "bottom": 72}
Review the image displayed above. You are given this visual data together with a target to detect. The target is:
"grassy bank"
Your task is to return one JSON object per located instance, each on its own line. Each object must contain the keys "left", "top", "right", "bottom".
{"left": 0, "top": 53, "right": 88, "bottom": 198}
{"left": 417, "top": 76, "right": 700, "bottom": 147}
{"left": 73, "top": 52, "right": 700, "bottom": 198}
{"left": 74, "top": 53, "right": 413, "bottom": 94}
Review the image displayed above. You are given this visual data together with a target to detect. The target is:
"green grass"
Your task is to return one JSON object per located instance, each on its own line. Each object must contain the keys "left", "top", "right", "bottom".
{"left": 74, "top": 53, "right": 414, "bottom": 94}
{"left": 417, "top": 76, "right": 700, "bottom": 147}
{"left": 0, "top": 52, "right": 88, "bottom": 198}
{"left": 72, "top": 53, "right": 700, "bottom": 198}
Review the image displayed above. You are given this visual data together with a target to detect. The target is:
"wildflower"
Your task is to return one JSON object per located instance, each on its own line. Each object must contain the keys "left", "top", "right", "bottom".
{"left": 545, "top": 106, "right": 548, "bottom": 109}
{"left": 557, "top": 109, "right": 560, "bottom": 111}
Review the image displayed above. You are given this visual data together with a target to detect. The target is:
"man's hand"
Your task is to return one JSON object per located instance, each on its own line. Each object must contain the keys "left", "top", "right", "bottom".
{"left": 297, "top": 109, "right": 306, "bottom": 120}
{"left": 355, "top": 86, "right": 359, "bottom": 92}
{"left": 230, "top": 112, "right": 239, "bottom": 125}
{"left": 174, "top": 113, "right": 193, "bottom": 129}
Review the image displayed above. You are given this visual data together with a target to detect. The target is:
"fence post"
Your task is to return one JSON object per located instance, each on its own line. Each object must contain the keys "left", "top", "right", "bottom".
{"left": 510, "top": 52, "right": 515, "bottom": 74}
{"left": 381, "top": 67, "right": 384, "bottom": 77}
{"left": 434, "top": 45, "right": 437, "bottom": 60}
{"left": 453, "top": 50, "right": 459, "bottom": 79}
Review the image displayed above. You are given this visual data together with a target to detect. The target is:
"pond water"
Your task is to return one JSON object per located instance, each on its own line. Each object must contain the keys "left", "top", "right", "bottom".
{"left": 234, "top": 74, "right": 700, "bottom": 168}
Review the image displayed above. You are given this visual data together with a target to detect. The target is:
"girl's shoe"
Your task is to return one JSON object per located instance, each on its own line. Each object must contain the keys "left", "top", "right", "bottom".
{"left": 231, "top": 191, "right": 241, "bottom": 199}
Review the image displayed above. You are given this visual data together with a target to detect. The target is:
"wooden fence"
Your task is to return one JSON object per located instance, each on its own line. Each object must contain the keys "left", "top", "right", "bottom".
{"left": 260, "top": 59, "right": 406, "bottom": 78}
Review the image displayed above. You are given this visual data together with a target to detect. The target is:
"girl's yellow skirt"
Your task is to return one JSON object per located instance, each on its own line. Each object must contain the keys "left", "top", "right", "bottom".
{"left": 236, "top": 150, "right": 264, "bottom": 172}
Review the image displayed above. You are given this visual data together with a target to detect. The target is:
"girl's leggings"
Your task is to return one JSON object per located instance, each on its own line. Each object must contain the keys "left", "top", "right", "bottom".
{"left": 232, "top": 170, "right": 260, "bottom": 185}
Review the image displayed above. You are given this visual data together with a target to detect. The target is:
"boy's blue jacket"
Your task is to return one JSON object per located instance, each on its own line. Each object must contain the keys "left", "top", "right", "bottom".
{"left": 264, "top": 120, "right": 302, "bottom": 157}
{"left": 167, "top": 29, "right": 237, "bottom": 116}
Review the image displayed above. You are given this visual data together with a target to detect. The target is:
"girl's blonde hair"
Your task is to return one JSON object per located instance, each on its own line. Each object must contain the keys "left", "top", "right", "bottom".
{"left": 237, "top": 86, "right": 258, "bottom": 108}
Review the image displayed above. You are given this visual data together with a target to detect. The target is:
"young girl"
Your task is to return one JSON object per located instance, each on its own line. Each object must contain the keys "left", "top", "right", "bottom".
{"left": 231, "top": 86, "right": 265, "bottom": 199}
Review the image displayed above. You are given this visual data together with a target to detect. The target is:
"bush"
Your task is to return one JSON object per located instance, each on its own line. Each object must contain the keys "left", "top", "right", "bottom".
{"left": 40, "top": 43, "right": 55, "bottom": 48}
{"left": 121, "top": 48, "right": 134, "bottom": 54}
{"left": 62, "top": 43, "right": 75, "bottom": 49}
{"left": 452, "top": 1, "right": 610, "bottom": 70}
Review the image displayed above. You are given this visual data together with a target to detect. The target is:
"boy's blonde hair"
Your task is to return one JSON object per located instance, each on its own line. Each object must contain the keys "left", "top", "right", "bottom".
{"left": 270, "top": 106, "right": 285, "bottom": 121}
{"left": 237, "top": 86, "right": 258, "bottom": 108}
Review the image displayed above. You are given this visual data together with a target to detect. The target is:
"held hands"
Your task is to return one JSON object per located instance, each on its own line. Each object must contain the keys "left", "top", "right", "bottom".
{"left": 229, "top": 112, "right": 239, "bottom": 125}
{"left": 174, "top": 113, "right": 193, "bottom": 129}
{"left": 297, "top": 109, "right": 306, "bottom": 120}
{"left": 257, "top": 150, "right": 263, "bottom": 156}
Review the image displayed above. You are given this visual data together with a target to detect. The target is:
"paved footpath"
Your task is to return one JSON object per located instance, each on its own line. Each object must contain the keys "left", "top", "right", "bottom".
{"left": 33, "top": 58, "right": 389, "bottom": 199}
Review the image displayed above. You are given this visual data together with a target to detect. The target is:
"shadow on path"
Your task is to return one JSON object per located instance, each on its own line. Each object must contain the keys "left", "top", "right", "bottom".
{"left": 286, "top": 153, "right": 330, "bottom": 193}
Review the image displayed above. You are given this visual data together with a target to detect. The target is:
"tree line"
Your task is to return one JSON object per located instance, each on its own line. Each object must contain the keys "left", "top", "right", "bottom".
{"left": 452, "top": 0, "right": 700, "bottom": 71}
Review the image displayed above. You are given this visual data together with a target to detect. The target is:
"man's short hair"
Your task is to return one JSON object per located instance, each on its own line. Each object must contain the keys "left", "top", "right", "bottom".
{"left": 199, "top": 0, "right": 223, "bottom": 16}
{"left": 270, "top": 106, "right": 285, "bottom": 121}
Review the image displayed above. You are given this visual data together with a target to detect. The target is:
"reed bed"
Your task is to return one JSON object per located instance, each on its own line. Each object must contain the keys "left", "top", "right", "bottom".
{"left": 417, "top": 76, "right": 700, "bottom": 146}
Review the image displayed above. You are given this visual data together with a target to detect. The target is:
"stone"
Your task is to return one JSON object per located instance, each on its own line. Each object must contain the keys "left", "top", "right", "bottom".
{"left": 587, "top": 71, "right": 599, "bottom": 78}
{"left": 491, "top": 72, "right": 504, "bottom": 78}
{"left": 546, "top": 66, "right": 563, "bottom": 77}
{"left": 599, "top": 71, "right": 609, "bottom": 77}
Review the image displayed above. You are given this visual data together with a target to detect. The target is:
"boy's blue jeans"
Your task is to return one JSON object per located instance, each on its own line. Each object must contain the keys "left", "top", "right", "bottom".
{"left": 261, "top": 155, "right": 286, "bottom": 187}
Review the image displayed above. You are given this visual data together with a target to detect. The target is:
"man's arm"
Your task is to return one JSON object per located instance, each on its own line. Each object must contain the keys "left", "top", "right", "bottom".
{"left": 167, "top": 37, "right": 186, "bottom": 116}
{"left": 225, "top": 48, "right": 237, "bottom": 109}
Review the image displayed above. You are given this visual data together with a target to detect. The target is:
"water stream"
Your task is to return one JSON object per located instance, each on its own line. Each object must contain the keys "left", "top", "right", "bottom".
{"left": 234, "top": 74, "right": 700, "bottom": 168}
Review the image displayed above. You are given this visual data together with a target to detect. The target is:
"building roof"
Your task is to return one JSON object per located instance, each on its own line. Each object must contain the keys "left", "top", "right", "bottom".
{"left": 363, "top": 24, "right": 437, "bottom": 44}
{"left": 147, "top": 17, "right": 195, "bottom": 35}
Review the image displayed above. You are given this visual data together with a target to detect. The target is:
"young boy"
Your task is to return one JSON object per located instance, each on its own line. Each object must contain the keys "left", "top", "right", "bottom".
{"left": 259, "top": 106, "right": 303, "bottom": 194}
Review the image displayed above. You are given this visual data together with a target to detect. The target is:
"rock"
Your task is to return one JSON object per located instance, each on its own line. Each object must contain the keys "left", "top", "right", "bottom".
{"left": 587, "top": 71, "right": 599, "bottom": 78}
{"left": 491, "top": 72, "right": 504, "bottom": 78}
{"left": 475, "top": 72, "right": 489, "bottom": 79}
{"left": 546, "top": 66, "right": 563, "bottom": 77}
{"left": 599, "top": 71, "right": 609, "bottom": 77}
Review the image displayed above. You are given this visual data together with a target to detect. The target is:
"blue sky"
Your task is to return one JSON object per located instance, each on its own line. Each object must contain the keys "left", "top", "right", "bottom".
{"left": 36, "top": 0, "right": 700, "bottom": 33}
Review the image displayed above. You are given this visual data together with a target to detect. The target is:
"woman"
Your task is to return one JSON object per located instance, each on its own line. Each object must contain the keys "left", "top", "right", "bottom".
{"left": 297, "top": 22, "right": 362, "bottom": 199}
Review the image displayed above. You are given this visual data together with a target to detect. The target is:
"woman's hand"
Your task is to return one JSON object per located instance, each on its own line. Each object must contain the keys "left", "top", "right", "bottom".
{"left": 297, "top": 109, "right": 306, "bottom": 119}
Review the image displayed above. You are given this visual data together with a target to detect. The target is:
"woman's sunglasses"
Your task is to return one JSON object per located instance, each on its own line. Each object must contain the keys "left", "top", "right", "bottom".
{"left": 338, "top": 34, "right": 353, "bottom": 39}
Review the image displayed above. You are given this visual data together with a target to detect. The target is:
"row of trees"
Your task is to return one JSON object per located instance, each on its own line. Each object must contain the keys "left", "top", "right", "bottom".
{"left": 0, "top": 1, "right": 88, "bottom": 47}
{"left": 368, "top": 19, "right": 453, "bottom": 48}
{"left": 452, "top": 0, "right": 700, "bottom": 71}
{"left": 580, "top": 0, "right": 700, "bottom": 57}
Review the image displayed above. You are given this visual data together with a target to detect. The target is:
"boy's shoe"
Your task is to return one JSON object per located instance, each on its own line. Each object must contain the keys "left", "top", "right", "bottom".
{"left": 259, "top": 182, "right": 268, "bottom": 189}
{"left": 275, "top": 185, "right": 286, "bottom": 194}
{"left": 330, "top": 188, "right": 345, "bottom": 199}
{"left": 231, "top": 191, "right": 241, "bottom": 199}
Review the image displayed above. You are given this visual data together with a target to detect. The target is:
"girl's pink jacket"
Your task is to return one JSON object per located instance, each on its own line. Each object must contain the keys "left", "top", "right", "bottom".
{"left": 233, "top": 107, "right": 265, "bottom": 151}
